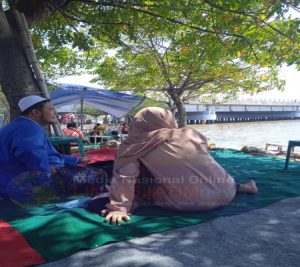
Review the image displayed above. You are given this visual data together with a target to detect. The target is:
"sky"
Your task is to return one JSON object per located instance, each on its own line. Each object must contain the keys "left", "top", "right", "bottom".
{"left": 58, "top": 74, "right": 100, "bottom": 88}
{"left": 277, "top": 65, "right": 299, "bottom": 99}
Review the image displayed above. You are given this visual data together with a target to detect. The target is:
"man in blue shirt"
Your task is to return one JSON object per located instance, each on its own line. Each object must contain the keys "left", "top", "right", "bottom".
{"left": 0, "top": 95, "right": 94, "bottom": 201}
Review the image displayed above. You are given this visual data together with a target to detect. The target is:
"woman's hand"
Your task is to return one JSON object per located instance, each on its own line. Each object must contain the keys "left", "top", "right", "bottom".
{"left": 101, "top": 209, "right": 130, "bottom": 225}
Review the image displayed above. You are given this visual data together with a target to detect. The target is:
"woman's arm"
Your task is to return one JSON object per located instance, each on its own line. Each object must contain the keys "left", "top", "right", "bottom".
{"left": 101, "top": 161, "right": 140, "bottom": 225}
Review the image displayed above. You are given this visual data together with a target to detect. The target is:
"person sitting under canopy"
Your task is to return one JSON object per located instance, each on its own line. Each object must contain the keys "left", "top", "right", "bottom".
{"left": 63, "top": 122, "right": 84, "bottom": 139}
{"left": 0, "top": 96, "right": 106, "bottom": 203}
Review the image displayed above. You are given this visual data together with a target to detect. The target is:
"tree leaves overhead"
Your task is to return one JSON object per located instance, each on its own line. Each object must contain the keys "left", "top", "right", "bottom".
{"left": 18, "top": 0, "right": 298, "bottom": 78}
{"left": 3, "top": 0, "right": 298, "bottom": 124}
{"left": 0, "top": 0, "right": 297, "bottom": 123}
{"left": 92, "top": 32, "right": 285, "bottom": 98}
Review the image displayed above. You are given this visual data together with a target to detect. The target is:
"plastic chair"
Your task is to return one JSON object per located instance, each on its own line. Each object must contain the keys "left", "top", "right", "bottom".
{"left": 284, "top": 140, "right": 300, "bottom": 170}
{"left": 50, "top": 136, "right": 86, "bottom": 157}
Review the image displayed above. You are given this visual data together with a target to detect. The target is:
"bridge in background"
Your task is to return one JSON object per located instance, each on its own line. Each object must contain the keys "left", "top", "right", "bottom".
{"left": 185, "top": 102, "right": 300, "bottom": 124}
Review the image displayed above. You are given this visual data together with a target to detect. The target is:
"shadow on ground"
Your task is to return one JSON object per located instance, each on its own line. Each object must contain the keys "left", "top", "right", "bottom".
{"left": 40, "top": 197, "right": 300, "bottom": 267}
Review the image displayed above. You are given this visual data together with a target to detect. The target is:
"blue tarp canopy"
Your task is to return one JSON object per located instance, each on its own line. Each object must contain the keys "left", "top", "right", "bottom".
{"left": 49, "top": 83, "right": 145, "bottom": 118}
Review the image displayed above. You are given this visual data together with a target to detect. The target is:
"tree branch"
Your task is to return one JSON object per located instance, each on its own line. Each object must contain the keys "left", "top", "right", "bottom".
{"left": 134, "top": 35, "right": 174, "bottom": 90}
{"left": 178, "top": 71, "right": 192, "bottom": 95}
{"left": 279, "top": 0, "right": 300, "bottom": 12}
{"left": 205, "top": 0, "right": 294, "bottom": 40}
{"left": 148, "top": 38, "right": 174, "bottom": 91}
{"left": 80, "top": 0, "right": 260, "bottom": 48}
{"left": 15, "top": 0, "right": 72, "bottom": 24}
{"left": 203, "top": 0, "right": 270, "bottom": 16}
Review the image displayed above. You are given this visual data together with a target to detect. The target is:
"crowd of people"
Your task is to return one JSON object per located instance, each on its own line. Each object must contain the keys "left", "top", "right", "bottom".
{"left": 0, "top": 95, "right": 257, "bottom": 224}
{"left": 61, "top": 119, "right": 129, "bottom": 145}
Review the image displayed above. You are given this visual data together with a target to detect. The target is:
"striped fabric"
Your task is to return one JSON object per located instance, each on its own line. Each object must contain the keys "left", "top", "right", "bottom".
{"left": 63, "top": 128, "right": 84, "bottom": 139}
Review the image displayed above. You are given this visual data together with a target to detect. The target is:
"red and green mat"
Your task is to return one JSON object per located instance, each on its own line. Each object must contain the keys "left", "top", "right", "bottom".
{"left": 1, "top": 149, "right": 300, "bottom": 267}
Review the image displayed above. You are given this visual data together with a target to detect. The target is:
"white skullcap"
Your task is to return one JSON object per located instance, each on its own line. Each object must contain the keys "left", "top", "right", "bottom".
{"left": 18, "top": 95, "right": 48, "bottom": 112}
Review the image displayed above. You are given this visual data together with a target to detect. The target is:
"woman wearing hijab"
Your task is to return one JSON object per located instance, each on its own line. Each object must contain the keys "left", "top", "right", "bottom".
{"left": 101, "top": 107, "right": 257, "bottom": 225}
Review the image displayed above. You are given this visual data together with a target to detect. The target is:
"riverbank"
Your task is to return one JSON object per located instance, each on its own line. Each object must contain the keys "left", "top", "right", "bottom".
{"left": 210, "top": 145, "right": 300, "bottom": 161}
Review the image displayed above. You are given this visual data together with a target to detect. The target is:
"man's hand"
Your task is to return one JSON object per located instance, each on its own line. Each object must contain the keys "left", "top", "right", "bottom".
{"left": 101, "top": 209, "right": 130, "bottom": 225}
{"left": 50, "top": 166, "right": 58, "bottom": 175}
{"left": 80, "top": 157, "right": 90, "bottom": 163}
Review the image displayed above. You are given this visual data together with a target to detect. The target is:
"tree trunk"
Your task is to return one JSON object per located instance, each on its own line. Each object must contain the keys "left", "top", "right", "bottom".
{"left": 0, "top": 10, "right": 39, "bottom": 119}
{"left": 172, "top": 96, "right": 187, "bottom": 128}
{"left": 166, "top": 101, "right": 176, "bottom": 115}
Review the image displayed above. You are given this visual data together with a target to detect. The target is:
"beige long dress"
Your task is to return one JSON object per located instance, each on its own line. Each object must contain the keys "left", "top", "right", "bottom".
{"left": 106, "top": 108, "right": 236, "bottom": 213}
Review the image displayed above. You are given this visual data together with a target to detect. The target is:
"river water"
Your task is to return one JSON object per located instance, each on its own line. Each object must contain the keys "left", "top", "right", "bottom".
{"left": 192, "top": 120, "right": 300, "bottom": 150}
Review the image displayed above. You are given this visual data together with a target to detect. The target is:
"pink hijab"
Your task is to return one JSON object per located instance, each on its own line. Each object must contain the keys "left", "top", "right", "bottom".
{"left": 114, "top": 107, "right": 178, "bottom": 171}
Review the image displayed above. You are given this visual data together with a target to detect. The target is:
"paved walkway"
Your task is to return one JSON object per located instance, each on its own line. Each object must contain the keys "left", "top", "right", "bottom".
{"left": 40, "top": 197, "right": 300, "bottom": 267}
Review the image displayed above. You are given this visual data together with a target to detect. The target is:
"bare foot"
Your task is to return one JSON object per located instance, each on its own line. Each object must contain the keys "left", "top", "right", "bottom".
{"left": 238, "top": 180, "right": 258, "bottom": 194}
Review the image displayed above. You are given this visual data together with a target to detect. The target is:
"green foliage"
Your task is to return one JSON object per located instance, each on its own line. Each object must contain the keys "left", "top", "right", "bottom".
{"left": 1, "top": 0, "right": 299, "bottom": 125}
{"left": 77, "top": 106, "right": 105, "bottom": 118}
{"left": 129, "top": 98, "right": 168, "bottom": 115}
{"left": 91, "top": 31, "right": 286, "bottom": 106}
{"left": 27, "top": 0, "right": 299, "bottom": 80}
{"left": 0, "top": 87, "right": 9, "bottom": 114}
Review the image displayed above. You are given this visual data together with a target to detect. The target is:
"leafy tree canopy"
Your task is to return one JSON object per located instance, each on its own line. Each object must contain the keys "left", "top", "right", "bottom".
{"left": 129, "top": 97, "right": 168, "bottom": 115}
{"left": 20, "top": 0, "right": 299, "bottom": 79}
{"left": 0, "top": 0, "right": 299, "bottom": 122}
